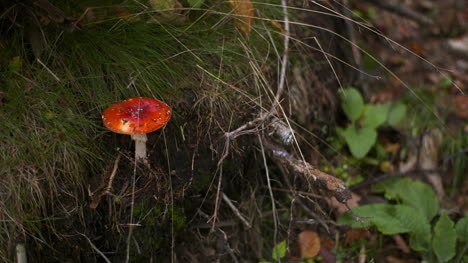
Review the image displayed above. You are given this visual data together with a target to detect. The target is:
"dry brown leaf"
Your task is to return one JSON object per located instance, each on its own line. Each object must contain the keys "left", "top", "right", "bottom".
{"left": 298, "top": 231, "right": 321, "bottom": 259}
{"left": 408, "top": 42, "right": 425, "bottom": 56}
{"left": 229, "top": 0, "right": 254, "bottom": 37}
{"left": 345, "top": 229, "right": 371, "bottom": 245}
{"left": 420, "top": 129, "right": 445, "bottom": 199}
{"left": 453, "top": 95, "right": 468, "bottom": 118}
{"left": 320, "top": 239, "right": 336, "bottom": 263}
{"left": 329, "top": 192, "right": 361, "bottom": 216}
{"left": 149, "top": 0, "right": 187, "bottom": 25}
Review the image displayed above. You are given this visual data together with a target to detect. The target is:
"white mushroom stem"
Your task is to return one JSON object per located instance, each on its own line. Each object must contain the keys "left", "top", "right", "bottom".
{"left": 131, "top": 134, "right": 148, "bottom": 161}
{"left": 16, "top": 243, "right": 27, "bottom": 263}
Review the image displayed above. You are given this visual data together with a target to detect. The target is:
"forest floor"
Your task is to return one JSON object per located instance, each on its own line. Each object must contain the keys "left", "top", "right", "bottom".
{"left": 0, "top": 0, "right": 467, "bottom": 262}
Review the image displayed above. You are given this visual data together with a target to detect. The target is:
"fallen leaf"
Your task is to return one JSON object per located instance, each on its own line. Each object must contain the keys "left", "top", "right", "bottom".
{"left": 149, "top": 0, "right": 187, "bottom": 24}
{"left": 298, "top": 231, "right": 321, "bottom": 259}
{"left": 111, "top": 8, "right": 140, "bottom": 21}
{"left": 385, "top": 142, "right": 400, "bottom": 154}
{"left": 345, "top": 229, "right": 371, "bottom": 245}
{"left": 271, "top": 20, "right": 285, "bottom": 36}
{"left": 420, "top": 129, "right": 445, "bottom": 199}
{"left": 380, "top": 161, "right": 395, "bottom": 173}
{"left": 329, "top": 192, "right": 361, "bottom": 215}
{"left": 320, "top": 239, "right": 336, "bottom": 263}
{"left": 453, "top": 95, "right": 468, "bottom": 118}
{"left": 229, "top": 0, "right": 254, "bottom": 37}
{"left": 408, "top": 42, "right": 425, "bottom": 56}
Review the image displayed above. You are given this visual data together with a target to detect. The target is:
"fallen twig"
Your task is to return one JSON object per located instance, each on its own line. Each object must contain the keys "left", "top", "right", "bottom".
{"left": 78, "top": 233, "right": 111, "bottom": 263}
{"left": 89, "top": 154, "right": 121, "bottom": 209}
{"left": 264, "top": 140, "right": 352, "bottom": 204}
{"left": 364, "top": 0, "right": 433, "bottom": 26}
{"left": 222, "top": 192, "right": 252, "bottom": 229}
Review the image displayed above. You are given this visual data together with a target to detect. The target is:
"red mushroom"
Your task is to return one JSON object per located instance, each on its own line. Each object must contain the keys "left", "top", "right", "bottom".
{"left": 102, "top": 97, "right": 171, "bottom": 162}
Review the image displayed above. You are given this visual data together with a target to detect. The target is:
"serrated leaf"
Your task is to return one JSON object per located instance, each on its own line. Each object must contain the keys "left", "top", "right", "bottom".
{"left": 342, "top": 126, "right": 377, "bottom": 159}
{"left": 229, "top": 0, "right": 254, "bottom": 37}
{"left": 388, "top": 103, "right": 407, "bottom": 125}
{"left": 341, "top": 87, "right": 364, "bottom": 122}
{"left": 187, "top": 0, "right": 204, "bottom": 8}
{"left": 433, "top": 211, "right": 457, "bottom": 262}
{"left": 456, "top": 216, "right": 468, "bottom": 242}
{"left": 338, "top": 204, "right": 431, "bottom": 251}
{"left": 272, "top": 240, "right": 286, "bottom": 260}
{"left": 372, "top": 177, "right": 439, "bottom": 221}
{"left": 362, "top": 103, "right": 390, "bottom": 128}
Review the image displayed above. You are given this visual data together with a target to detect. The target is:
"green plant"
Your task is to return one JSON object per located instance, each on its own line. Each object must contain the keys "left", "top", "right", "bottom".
{"left": 260, "top": 240, "right": 315, "bottom": 263}
{"left": 337, "top": 87, "right": 406, "bottom": 159}
{"left": 338, "top": 177, "right": 468, "bottom": 262}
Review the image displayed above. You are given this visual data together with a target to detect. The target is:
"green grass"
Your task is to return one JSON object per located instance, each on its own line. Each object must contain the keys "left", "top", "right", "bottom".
{"left": 0, "top": 1, "right": 286, "bottom": 261}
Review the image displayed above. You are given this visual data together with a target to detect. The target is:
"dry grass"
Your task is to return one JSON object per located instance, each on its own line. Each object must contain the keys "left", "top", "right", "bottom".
{"left": 0, "top": 0, "right": 456, "bottom": 262}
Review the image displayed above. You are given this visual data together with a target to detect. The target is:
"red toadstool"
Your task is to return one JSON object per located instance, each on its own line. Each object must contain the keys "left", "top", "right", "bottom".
{"left": 102, "top": 97, "right": 171, "bottom": 162}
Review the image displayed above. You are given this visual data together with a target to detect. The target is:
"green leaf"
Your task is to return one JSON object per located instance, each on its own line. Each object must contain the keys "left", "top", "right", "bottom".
{"left": 433, "top": 211, "right": 457, "bottom": 262}
{"left": 342, "top": 126, "right": 377, "bottom": 159}
{"left": 362, "top": 103, "right": 390, "bottom": 128}
{"left": 372, "top": 177, "right": 439, "bottom": 221}
{"left": 409, "top": 227, "right": 432, "bottom": 252}
{"left": 8, "top": 56, "right": 22, "bottom": 72}
{"left": 341, "top": 87, "right": 364, "bottom": 122}
{"left": 272, "top": 240, "right": 286, "bottom": 260}
{"left": 187, "top": 0, "right": 205, "bottom": 8}
{"left": 387, "top": 103, "right": 407, "bottom": 125}
{"left": 456, "top": 216, "right": 468, "bottom": 242}
{"left": 338, "top": 204, "right": 431, "bottom": 251}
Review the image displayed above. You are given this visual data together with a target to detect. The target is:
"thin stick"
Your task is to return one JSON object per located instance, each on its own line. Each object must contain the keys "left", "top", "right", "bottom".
{"left": 221, "top": 192, "right": 252, "bottom": 229}
{"left": 36, "top": 58, "right": 61, "bottom": 82}
{"left": 89, "top": 154, "right": 121, "bottom": 209}
{"left": 79, "top": 233, "right": 111, "bottom": 263}
{"left": 105, "top": 154, "right": 121, "bottom": 194}
{"left": 209, "top": 168, "right": 223, "bottom": 232}
{"left": 162, "top": 128, "right": 175, "bottom": 263}
{"left": 258, "top": 134, "right": 280, "bottom": 263}
{"left": 125, "top": 157, "right": 138, "bottom": 263}
{"left": 271, "top": 0, "right": 290, "bottom": 110}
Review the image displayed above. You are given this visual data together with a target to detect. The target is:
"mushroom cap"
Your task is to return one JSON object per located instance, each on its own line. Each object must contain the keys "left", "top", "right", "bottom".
{"left": 102, "top": 97, "right": 171, "bottom": 135}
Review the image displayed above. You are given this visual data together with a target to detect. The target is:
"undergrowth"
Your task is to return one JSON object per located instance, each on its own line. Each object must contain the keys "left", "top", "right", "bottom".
{"left": 1, "top": 0, "right": 464, "bottom": 262}
{"left": 0, "top": 1, "right": 286, "bottom": 261}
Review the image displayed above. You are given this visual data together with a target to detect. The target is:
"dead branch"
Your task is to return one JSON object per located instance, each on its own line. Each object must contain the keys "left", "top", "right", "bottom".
{"left": 364, "top": 0, "right": 433, "bottom": 26}
{"left": 89, "top": 154, "right": 121, "bottom": 209}
{"left": 222, "top": 192, "right": 252, "bottom": 229}
{"left": 263, "top": 138, "right": 351, "bottom": 204}
{"left": 263, "top": 139, "right": 352, "bottom": 204}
